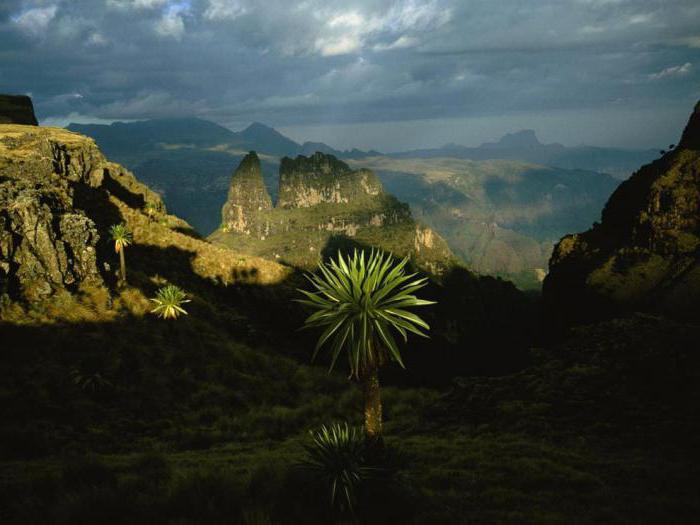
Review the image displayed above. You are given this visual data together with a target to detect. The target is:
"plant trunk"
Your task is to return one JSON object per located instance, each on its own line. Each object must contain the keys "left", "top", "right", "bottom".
{"left": 119, "top": 248, "right": 126, "bottom": 284}
{"left": 362, "top": 367, "right": 382, "bottom": 437}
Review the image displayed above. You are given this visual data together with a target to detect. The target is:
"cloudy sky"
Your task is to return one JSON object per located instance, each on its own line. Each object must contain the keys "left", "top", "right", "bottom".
{"left": 1, "top": 0, "right": 699, "bottom": 150}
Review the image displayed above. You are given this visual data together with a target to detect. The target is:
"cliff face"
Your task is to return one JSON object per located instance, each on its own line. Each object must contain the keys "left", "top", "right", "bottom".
{"left": 278, "top": 153, "right": 382, "bottom": 208}
{"left": 221, "top": 152, "right": 272, "bottom": 235}
{"left": 0, "top": 95, "right": 38, "bottom": 126}
{"left": 1, "top": 124, "right": 288, "bottom": 308}
{"left": 212, "top": 152, "right": 456, "bottom": 274}
{"left": 543, "top": 101, "right": 700, "bottom": 331}
{"left": 1, "top": 125, "right": 118, "bottom": 300}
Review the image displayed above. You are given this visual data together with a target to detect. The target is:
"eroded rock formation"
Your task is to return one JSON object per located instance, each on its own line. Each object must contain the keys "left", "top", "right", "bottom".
{"left": 221, "top": 152, "right": 272, "bottom": 235}
{"left": 213, "top": 152, "right": 456, "bottom": 274}
{"left": 278, "top": 152, "right": 382, "bottom": 208}
{"left": 0, "top": 124, "right": 163, "bottom": 302}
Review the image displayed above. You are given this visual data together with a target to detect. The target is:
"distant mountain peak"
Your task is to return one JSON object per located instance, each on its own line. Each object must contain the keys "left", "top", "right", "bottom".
{"left": 243, "top": 122, "right": 281, "bottom": 135}
{"left": 238, "top": 121, "right": 301, "bottom": 156}
{"left": 494, "top": 129, "right": 541, "bottom": 148}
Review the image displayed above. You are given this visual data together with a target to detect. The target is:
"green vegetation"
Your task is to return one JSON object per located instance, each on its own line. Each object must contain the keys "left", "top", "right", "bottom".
{"left": 150, "top": 285, "right": 191, "bottom": 319}
{"left": 109, "top": 223, "right": 133, "bottom": 284}
{"left": 299, "top": 250, "right": 433, "bottom": 436}
{"left": 2, "top": 120, "right": 699, "bottom": 523}
{"left": 300, "top": 423, "right": 369, "bottom": 513}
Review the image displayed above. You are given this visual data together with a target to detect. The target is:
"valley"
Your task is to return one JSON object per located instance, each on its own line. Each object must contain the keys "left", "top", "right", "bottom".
{"left": 68, "top": 119, "right": 626, "bottom": 289}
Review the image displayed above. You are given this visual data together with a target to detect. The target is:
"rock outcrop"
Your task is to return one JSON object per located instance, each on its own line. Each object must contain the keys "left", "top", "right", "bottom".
{"left": 211, "top": 152, "right": 456, "bottom": 274}
{"left": 278, "top": 153, "right": 382, "bottom": 208}
{"left": 0, "top": 95, "right": 38, "bottom": 126}
{"left": 0, "top": 124, "right": 165, "bottom": 301}
{"left": 1, "top": 123, "right": 291, "bottom": 308}
{"left": 543, "top": 101, "right": 700, "bottom": 332}
{"left": 221, "top": 152, "right": 272, "bottom": 235}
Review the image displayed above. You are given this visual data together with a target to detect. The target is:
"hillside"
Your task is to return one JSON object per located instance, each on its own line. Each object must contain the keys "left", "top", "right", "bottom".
{"left": 543, "top": 100, "right": 700, "bottom": 333}
{"left": 1, "top": 118, "right": 699, "bottom": 524}
{"left": 352, "top": 156, "right": 619, "bottom": 289}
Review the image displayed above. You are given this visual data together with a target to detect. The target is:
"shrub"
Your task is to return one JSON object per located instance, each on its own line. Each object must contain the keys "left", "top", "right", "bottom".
{"left": 299, "top": 422, "right": 373, "bottom": 514}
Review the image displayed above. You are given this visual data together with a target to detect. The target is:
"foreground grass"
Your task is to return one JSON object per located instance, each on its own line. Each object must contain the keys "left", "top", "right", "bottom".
{"left": 2, "top": 426, "right": 697, "bottom": 524}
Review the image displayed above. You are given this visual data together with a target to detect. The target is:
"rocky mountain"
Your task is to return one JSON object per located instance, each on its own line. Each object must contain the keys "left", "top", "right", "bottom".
{"left": 0, "top": 95, "right": 38, "bottom": 126}
{"left": 543, "top": 101, "right": 700, "bottom": 332}
{"left": 392, "top": 129, "right": 658, "bottom": 179}
{"left": 210, "top": 152, "right": 457, "bottom": 275}
{"left": 353, "top": 156, "right": 619, "bottom": 289}
{"left": 0, "top": 124, "right": 287, "bottom": 307}
{"left": 67, "top": 119, "right": 377, "bottom": 234}
{"left": 67, "top": 118, "right": 623, "bottom": 289}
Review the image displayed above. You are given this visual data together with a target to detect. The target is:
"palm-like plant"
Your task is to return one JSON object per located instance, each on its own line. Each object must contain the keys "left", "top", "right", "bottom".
{"left": 300, "top": 423, "right": 370, "bottom": 514}
{"left": 298, "top": 250, "right": 434, "bottom": 436}
{"left": 150, "top": 285, "right": 191, "bottom": 319}
{"left": 109, "top": 223, "right": 132, "bottom": 284}
{"left": 143, "top": 201, "right": 159, "bottom": 219}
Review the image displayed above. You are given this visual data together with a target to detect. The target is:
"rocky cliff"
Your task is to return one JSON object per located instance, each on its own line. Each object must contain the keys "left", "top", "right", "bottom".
{"left": 221, "top": 152, "right": 272, "bottom": 235}
{"left": 211, "top": 152, "right": 456, "bottom": 274}
{"left": 278, "top": 152, "right": 382, "bottom": 208}
{"left": 0, "top": 124, "right": 289, "bottom": 310}
{"left": 543, "top": 101, "right": 700, "bottom": 331}
{"left": 0, "top": 95, "right": 38, "bottom": 126}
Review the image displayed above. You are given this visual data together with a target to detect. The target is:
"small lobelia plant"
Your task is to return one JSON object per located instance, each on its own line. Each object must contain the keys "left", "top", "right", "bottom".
{"left": 143, "top": 201, "right": 159, "bottom": 219}
{"left": 109, "top": 223, "right": 132, "bottom": 285}
{"left": 300, "top": 422, "right": 371, "bottom": 514}
{"left": 150, "top": 285, "right": 191, "bottom": 319}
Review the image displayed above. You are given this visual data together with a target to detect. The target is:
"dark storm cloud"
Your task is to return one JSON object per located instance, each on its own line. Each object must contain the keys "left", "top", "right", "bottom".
{"left": 0, "top": 0, "right": 699, "bottom": 148}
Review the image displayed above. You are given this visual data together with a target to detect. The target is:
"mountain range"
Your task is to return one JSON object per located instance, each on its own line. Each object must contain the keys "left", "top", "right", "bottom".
{"left": 393, "top": 129, "right": 659, "bottom": 180}
{"left": 67, "top": 118, "right": 633, "bottom": 288}
{"left": 209, "top": 151, "right": 456, "bottom": 276}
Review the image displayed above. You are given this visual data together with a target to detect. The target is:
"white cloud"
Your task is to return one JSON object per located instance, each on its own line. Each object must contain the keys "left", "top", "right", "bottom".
{"left": 155, "top": 10, "right": 185, "bottom": 39}
{"left": 312, "top": 0, "right": 451, "bottom": 57}
{"left": 628, "top": 13, "right": 654, "bottom": 25}
{"left": 649, "top": 62, "right": 692, "bottom": 80}
{"left": 12, "top": 5, "right": 58, "bottom": 35}
{"left": 107, "top": 0, "right": 169, "bottom": 10}
{"left": 315, "top": 34, "right": 363, "bottom": 56}
{"left": 87, "top": 32, "right": 109, "bottom": 46}
{"left": 373, "top": 35, "right": 419, "bottom": 51}
{"left": 383, "top": 0, "right": 452, "bottom": 33}
{"left": 204, "top": 0, "right": 247, "bottom": 20}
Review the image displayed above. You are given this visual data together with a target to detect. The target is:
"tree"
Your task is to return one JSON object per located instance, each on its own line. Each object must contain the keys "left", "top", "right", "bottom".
{"left": 298, "top": 250, "right": 434, "bottom": 437}
{"left": 109, "top": 223, "right": 132, "bottom": 284}
{"left": 144, "top": 201, "right": 159, "bottom": 219}
{"left": 150, "top": 285, "right": 190, "bottom": 319}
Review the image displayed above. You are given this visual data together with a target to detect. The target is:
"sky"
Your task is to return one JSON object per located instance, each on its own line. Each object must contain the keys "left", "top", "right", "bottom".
{"left": 1, "top": 0, "right": 699, "bottom": 151}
